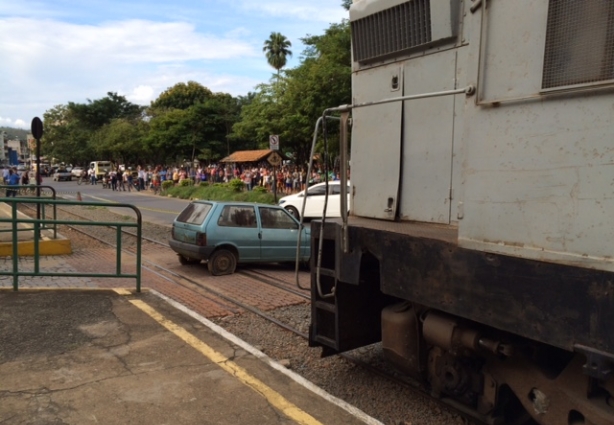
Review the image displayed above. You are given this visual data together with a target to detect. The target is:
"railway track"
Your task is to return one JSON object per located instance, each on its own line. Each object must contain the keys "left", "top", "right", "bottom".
{"left": 17, "top": 202, "right": 482, "bottom": 425}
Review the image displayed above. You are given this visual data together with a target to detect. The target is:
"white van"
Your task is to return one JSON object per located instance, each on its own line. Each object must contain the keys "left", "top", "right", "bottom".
{"left": 89, "top": 161, "right": 113, "bottom": 179}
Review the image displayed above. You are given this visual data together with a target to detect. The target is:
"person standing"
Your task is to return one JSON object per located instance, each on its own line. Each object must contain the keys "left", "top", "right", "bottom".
{"left": 89, "top": 167, "right": 97, "bottom": 185}
{"left": 125, "top": 169, "right": 133, "bottom": 192}
{"left": 6, "top": 168, "right": 20, "bottom": 197}
{"left": 110, "top": 169, "right": 118, "bottom": 191}
{"left": 137, "top": 166, "right": 146, "bottom": 191}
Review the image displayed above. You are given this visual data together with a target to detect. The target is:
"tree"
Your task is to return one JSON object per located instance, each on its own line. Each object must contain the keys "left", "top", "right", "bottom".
{"left": 68, "top": 92, "right": 143, "bottom": 129}
{"left": 263, "top": 32, "right": 292, "bottom": 77}
{"left": 150, "top": 81, "right": 214, "bottom": 110}
{"left": 90, "top": 118, "right": 148, "bottom": 165}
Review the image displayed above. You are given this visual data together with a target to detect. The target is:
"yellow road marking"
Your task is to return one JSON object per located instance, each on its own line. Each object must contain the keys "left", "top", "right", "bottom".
{"left": 113, "top": 288, "right": 132, "bottom": 295}
{"left": 129, "top": 299, "right": 325, "bottom": 425}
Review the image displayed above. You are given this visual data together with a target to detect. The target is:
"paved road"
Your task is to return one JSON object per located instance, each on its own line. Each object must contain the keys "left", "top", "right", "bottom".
{"left": 44, "top": 180, "right": 189, "bottom": 227}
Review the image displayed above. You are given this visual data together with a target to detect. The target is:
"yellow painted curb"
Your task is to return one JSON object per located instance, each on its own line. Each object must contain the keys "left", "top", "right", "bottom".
{"left": 0, "top": 238, "right": 72, "bottom": 256}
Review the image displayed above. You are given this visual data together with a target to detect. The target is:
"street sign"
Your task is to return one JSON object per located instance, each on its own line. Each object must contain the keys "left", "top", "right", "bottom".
{"left": 31, "top": 117, "right": 43, "bottom": 140}
{"left": 269, "top": 135, "right": 279, "bottom": 151}
{"left": 267, "top": 151, "right": 282, "bottom": 167}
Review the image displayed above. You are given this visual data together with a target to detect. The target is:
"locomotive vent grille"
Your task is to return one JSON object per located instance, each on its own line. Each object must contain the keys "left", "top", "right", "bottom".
{"left": 542, "top": 0, "right": 614, "bottom": 89}
{"left": 351, "top": 0, "right": 432, "bottom": 63}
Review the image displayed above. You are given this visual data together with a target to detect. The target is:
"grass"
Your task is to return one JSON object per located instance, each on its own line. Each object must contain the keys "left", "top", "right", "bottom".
{"left": 164, "top": 183, "right": 277, "bottom": 204}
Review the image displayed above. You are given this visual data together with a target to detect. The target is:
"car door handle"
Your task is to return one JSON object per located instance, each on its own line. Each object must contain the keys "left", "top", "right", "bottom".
{"left": 258, "top": 232, "right": 262, "bottom": 239}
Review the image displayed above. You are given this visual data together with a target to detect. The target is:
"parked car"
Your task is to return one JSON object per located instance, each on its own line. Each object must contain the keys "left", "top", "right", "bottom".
{"left": 52, "top": 167, "right": 72, "bottom": 181}
{"left": 71, "top": 167, "right": 85, "bottom": 178}
{"left": 169, "top": 201, "right": 310, "bottom": 275}
{"left": 278, "top": 180, "right": 351, "bottom": 220}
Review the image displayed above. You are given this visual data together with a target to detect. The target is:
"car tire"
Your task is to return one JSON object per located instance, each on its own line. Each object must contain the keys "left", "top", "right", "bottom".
{"left": 285, "top": 206, "right": 300, "bottom": 220}
{"left": 178, "top": 255, "right": 200, "bottom": 265}
{"left": 208, "top": 249, "right": 237, "bottom": 276}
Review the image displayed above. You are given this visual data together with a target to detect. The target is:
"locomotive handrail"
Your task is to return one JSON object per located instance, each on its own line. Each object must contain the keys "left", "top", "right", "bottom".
{"left": 309, "top": 84, "right": 476, "bottom": 299}
{"left": 324, "top": 85, "right": 475, "bottom": 113}
{"left": 294, "top": 115, "right": 341, "bottom": 294}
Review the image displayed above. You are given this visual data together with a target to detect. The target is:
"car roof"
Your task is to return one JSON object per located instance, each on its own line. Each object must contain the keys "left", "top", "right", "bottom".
{"left": 191, "top": 200, "right": 284, "bottom": 209}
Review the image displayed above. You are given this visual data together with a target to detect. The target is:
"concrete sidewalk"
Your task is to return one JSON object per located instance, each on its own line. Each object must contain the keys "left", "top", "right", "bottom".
{"left": 0, "top": 289, "right": 379, "bottom": 425}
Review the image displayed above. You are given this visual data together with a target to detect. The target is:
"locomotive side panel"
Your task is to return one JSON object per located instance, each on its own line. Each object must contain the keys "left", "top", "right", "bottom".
{"left": 458, "top": 0, "right": 614, "bottom": 271}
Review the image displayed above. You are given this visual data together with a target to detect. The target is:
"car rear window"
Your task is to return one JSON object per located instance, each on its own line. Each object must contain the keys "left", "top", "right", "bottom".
{"left": 176, "top": 203, "right": 212, "bottom": 225}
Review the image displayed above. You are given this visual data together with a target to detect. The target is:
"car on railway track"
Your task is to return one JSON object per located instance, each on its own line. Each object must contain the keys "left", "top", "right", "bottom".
{"left": 169, "top": 201, "right": 310, "bottom": 275}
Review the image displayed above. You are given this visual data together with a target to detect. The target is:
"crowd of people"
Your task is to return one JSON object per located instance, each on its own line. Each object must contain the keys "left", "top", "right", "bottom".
{"left": 1, "top": 166, "right": 43, "bottom": 197}
{"left": 89, "top": 162, "right": 342, "bottom": 195}
{"left": 1, "top": 161, "right": 344, "bottom": 197}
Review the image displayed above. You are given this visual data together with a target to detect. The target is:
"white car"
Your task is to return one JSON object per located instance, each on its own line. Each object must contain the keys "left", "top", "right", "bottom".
{"left": 52, "top": 168, "right": 72, "bottom": 181}
{"left": 278, "top": 181, "right": 350, "bottom": 220}
{"left": 71, "top": 167, "right": 85, "bottom": 178}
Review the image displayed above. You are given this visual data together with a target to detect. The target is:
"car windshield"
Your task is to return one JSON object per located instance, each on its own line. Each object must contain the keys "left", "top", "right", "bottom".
{"left": 176, "top": 203, "right": 213, "bottom": 225}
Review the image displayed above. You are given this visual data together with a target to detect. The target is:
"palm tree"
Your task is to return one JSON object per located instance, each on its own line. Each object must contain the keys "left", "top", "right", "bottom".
{"left": 263, "top": 32, "right": 292, "bottom": 78}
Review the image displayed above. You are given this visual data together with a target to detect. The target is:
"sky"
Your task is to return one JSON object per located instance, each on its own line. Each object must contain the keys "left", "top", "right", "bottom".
{"left": 0, "top": 0, "right": 348, "bottom": 130}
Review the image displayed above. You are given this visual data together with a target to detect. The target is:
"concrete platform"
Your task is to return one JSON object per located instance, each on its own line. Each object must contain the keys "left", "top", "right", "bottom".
{"left": 0, "top": 200, "right": 72, "bottom": 256}
{"left": 0, "top": 289, "right": 382, "bottom": 425}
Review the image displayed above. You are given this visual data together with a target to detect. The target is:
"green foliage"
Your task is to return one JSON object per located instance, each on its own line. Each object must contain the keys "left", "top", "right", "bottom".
{"left": 150, "top": 81, "right": 214, "bottom": 110}
{"left": 161, "top": 180, "right": 175, "bottom": 190}
{"left": 228, "top": 178, "right": 245, "bottom": 192}
{"left": 179, "top": 178, "right": 193, "bottom": 187}
{"left": 252, "top": 185, "right": 267, "bottom": 193}
{"left": 165, "top": 183, "right": 276, "bottom": 204}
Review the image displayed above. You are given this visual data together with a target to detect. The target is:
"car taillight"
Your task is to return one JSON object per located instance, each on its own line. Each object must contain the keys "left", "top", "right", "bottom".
{"left": 171, "top": 225, "right": 176, "bottom": 239}
{"left": 196, "top": 232, "right": 207, "bottom": 246}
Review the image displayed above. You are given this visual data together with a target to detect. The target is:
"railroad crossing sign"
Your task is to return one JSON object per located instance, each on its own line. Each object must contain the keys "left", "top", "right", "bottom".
{"left": 267, "top": 151, "right": 282, "bottom": 167}
{"left": 269, "top": 134, "right": 279, "bottom": 151}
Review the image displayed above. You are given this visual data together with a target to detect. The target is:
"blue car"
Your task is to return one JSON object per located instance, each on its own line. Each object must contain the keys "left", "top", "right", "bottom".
{"left": 169, "top": 201, "right": 311, "bottom": 275}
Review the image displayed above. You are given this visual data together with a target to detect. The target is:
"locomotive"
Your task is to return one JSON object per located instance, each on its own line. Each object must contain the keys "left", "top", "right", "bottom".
{"left": 309, "top": 1, "right": 614, "bottom": 424}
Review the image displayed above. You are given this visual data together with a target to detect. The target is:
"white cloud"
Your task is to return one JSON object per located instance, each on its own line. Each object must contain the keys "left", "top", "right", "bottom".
{"left": 237, "top": 0, "right": 348, "bottom": 23}
{"left": 1, "top": 18, "right": 257, "bottom": 65}
{"left": 126, "top": 85, "right": 155, "bottom": 104}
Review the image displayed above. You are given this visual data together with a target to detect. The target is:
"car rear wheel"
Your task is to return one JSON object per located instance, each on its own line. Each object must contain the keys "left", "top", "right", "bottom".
{"left": 208, "top": 249, "right": 237, "bottom": 276}
{"left": 285, "top": 206, "right": 300, "bottom": 220}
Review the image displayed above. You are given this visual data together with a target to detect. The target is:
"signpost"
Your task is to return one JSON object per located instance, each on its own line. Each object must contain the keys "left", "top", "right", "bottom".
{"left": 31, "top": 117, "right": 43, "bottom": 220}
{"left": 268, "top": 139, "right": 281, "bottom": 202}
{"left": 269, "top": 135, "right": 279, "bottom": 151}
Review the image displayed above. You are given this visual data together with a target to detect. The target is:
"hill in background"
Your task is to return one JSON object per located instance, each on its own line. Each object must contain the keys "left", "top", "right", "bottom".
{"left": 0, "top": 127, "right": 29, "bottom": 140}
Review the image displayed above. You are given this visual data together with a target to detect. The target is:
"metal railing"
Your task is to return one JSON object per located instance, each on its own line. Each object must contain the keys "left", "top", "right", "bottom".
{"left": 0, "top": 185, "right": 58, "bottom": 238}
{"left": 0, "top": 197, "right": 142, "bottom": 292}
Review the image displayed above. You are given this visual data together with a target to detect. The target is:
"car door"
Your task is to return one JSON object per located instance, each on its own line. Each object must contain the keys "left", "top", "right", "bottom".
{"left": 258, "top": 207, "right": 304, "bottom": 261}
{"left": 212, "top": 205, "right": 261, "bottom": 260}
{"left": 327, "top": 183, "right": 341, "bottom": 217}
{"left": 305, "top": 184, "right": 327, "bottom": 217}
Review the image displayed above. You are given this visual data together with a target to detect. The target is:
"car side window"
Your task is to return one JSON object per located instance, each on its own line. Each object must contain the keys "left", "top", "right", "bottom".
{"left": 218, "top": 206, "right": 257, "bottom": 228}
{"left": 330, "top": 184, "right": 350, "bottom": 195}
{"left": 259, "top": 207, "right": 298, "bottom": 230}
{"left": 307, "top": 185, "right": 326, "bottom": 196}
